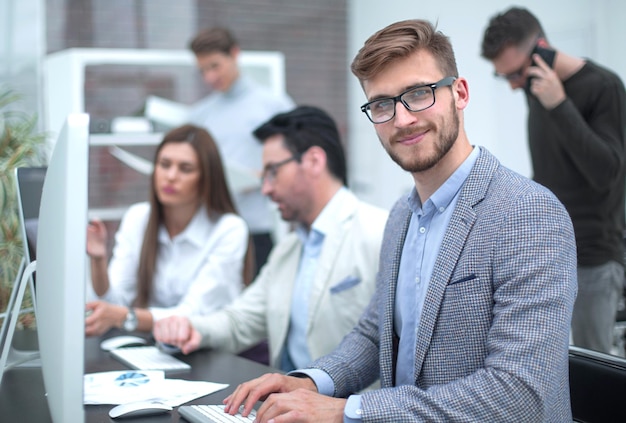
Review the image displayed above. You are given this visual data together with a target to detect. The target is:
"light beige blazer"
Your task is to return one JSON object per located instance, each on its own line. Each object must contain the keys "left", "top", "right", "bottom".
{"left": 191, "top": 190, "right": 388, "bottom": 368}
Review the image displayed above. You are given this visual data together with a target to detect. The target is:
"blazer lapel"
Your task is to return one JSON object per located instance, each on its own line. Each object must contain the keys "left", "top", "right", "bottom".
{"left": 379, "top": 206, "right": 412, "bottom": 388}
{"left": 306, "top": 191, "right": 359, "bottom": 331}
{"left": 412, "top": 148, "right": 498, "bottom": 381}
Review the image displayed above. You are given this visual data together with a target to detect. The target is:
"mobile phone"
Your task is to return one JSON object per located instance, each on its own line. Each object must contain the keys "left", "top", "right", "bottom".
{"left": 531, "top": 44, "right": 556, "bottom": 68}
{"left": 526, "top": 43, "right": 556, "bottom": 90}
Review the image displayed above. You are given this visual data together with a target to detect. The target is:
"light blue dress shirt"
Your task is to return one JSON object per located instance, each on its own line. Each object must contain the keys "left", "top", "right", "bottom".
{"left": 394, "top": 146, "right": 478, "bottom": 386}
{"left": 295, "top": 147, "right": 479, "bottom": 422}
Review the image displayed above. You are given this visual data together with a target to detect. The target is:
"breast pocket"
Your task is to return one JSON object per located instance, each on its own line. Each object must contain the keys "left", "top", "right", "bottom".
{"left": 439, "top": 274, "right": 492, "bottom": 340}
{"left": 329, "top": 275, "right": 361, "bottom": 294}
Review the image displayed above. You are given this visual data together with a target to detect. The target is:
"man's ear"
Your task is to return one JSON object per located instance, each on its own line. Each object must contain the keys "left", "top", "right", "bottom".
{"left": 229, "top": 45, "right": 241, "bottom": 59}
{"left": 301, "top": 146, "right": 327, "bottom": 177}
{"left": 453, "top": 77, "right": 470, "bottom": 110}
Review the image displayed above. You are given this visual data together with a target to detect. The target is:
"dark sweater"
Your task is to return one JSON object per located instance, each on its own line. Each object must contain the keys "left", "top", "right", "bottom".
{"left": 527, "top": 60, "right": 626, "bottom": 266}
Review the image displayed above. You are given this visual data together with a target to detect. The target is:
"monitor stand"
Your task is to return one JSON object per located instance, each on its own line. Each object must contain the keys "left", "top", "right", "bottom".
{"left": 0, "top": 259, "right": 39, "bottom": 385}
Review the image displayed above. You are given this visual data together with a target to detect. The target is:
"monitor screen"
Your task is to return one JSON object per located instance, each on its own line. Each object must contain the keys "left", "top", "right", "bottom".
{"left": 36, "top": 113, "right": 89, "bottom": 422}
{"left": 15, "top": 166, "right": 46, "bottom": 269}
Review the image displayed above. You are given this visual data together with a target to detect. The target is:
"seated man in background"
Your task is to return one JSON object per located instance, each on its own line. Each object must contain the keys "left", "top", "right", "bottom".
{"left": 153, "top": 106, "right": 389, "bottom": 371}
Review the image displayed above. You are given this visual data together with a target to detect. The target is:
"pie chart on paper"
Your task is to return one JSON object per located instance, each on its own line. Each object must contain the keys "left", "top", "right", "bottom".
{"left": 114, "top": 371, "right": 151, "bottom": 387}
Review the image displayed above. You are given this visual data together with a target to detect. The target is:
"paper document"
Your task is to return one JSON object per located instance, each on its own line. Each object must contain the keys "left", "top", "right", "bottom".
{"left": 145, "top": 95, "right": 191, "bottom": 128}
{"left": 84, "top": 370, "right": 229, "bottom": 406}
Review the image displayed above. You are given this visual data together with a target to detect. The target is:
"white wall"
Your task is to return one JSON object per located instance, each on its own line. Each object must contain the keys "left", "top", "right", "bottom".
{"left": 347, "top": 0, "right": 626, "bottom": 209}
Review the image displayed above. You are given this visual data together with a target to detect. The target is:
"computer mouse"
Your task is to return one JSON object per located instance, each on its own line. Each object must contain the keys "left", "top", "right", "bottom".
{"left": 100, "top": 335, "right": 148, "bottom": 351}
{"left": 156, "top": 341, "right": 182, "bottom": 355}
{"left": 109, "top": 400, "right": 173, "bottom": 419}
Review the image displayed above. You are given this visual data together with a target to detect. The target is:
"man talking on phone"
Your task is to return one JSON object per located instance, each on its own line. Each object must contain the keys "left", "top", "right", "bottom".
{"left": 482, "top": 7, "right": 626, "bottom": 354}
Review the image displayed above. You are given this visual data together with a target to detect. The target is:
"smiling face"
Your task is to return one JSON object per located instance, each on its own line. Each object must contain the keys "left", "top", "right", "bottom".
{"left": 153, "top": 142, "right": 202, "bottom": 210}
{"left": 363, "top": 49, "right": 462, "bottom": 174}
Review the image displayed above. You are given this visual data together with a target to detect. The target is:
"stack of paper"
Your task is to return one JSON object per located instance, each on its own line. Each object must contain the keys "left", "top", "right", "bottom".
{"left": 84, "top": 370, "right": 228, "bottom": 407}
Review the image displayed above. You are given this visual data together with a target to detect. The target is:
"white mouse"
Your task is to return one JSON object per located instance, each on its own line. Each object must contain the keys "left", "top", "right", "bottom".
{"left": 109, "top": 400, "right": 173, "bottom": 419}
{"left": 100, "top": 335, "right": 148, "bottom": 351}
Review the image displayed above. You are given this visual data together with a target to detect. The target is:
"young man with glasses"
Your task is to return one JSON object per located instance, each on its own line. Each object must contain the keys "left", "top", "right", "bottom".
{"left": 219, "top": 19, "right": 577, "bottom": 422}
{"left": 153, "top": 106, "right": 388, "bottom": 372}
{"left": 482, "top": 7, "right": 626, "bottom": 355}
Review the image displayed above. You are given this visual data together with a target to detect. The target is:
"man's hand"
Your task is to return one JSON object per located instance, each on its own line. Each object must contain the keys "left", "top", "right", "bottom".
{"left": 152, "top": 315, "right": 201, "bottom": 354}
{"left": 254, "top": 389, "right": 346, "bottom": 423}
{"left": 527, "top": 54, "right": 566, "bottom": 110}
{"left": 223, "top": 373, "right": 319, "bottom": 418}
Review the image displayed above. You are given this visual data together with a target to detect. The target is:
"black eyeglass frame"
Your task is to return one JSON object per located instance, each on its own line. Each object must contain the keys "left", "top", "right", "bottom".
{"left": 260, "top": 155, "right": 300, "bottom": 183}
{"left": 493, "top": 61, "right": 529, "bottom": 82}
{"left": 493, "top": 35, "right": 541, "bottom": 81}
{"left": 360, "top": 76, "right": 457, "bottom": 124}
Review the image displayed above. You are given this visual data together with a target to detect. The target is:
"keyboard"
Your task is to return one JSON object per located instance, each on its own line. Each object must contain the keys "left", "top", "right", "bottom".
{"left": 109, "top": 346, "right": 191, "bottom": 372}
{"left": 178, "top": 405, "right": 256, "bottom": 423}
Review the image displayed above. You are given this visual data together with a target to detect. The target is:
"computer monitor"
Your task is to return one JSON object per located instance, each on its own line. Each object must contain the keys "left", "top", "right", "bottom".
{"left": 16, "top": 166, "right": 47, "bottom": 281}
{"left": 36, "top": 113, "right": 89, "bottom": 422}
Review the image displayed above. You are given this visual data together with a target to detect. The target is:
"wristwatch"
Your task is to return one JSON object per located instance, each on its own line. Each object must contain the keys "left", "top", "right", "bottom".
{"left": 123, "top": 307, "right": 138, "bottom": 332}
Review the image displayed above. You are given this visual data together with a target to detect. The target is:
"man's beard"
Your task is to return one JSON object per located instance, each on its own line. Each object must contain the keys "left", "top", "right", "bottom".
{"left": 383, "top": 105, "right": 459, "bottom": 173}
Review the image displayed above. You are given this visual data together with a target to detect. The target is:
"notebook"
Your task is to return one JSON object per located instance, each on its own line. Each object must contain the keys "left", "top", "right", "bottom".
{"left": 110, "top": 346, "right": 190, "bottom": 372}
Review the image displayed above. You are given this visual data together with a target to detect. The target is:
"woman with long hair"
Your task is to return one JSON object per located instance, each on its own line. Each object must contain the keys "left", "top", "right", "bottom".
{"left": 85, "top": 124, "right": 253, "bottom": 336}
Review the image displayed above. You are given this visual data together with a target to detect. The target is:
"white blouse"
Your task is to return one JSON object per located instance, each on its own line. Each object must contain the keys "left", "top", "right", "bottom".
{"left": 100, "top": 202, "right": 248, "bottom": 321}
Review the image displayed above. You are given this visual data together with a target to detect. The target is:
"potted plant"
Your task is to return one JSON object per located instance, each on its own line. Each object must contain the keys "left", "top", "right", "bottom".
{"left": 0, "top": 86, "right": 47, "bottom": 329}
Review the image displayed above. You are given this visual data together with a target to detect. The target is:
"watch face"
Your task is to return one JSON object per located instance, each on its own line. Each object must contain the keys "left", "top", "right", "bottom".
{"left": 124, "top": 308, "right": 138, "bottom": 331}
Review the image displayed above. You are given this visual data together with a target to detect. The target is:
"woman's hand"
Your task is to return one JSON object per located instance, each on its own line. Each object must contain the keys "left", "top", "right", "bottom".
{"left": 86, "top": 219, "right": 108, "bottom": 259}
{"left": 85, "top": 300, "right": 125, "bottom": 336}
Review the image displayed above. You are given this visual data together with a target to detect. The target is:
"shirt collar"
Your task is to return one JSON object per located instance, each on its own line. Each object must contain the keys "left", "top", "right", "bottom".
{"left": 158, "top": 205, "right": 212, "bottom": 247}
{"left": 406, "top": 146, "right": 479, "bottom": 215}
{"left": 296, "top": 187, "right": 350, "bottom": 243}
{"left": 224, "top": 76, "right": 250, "bottom": 99}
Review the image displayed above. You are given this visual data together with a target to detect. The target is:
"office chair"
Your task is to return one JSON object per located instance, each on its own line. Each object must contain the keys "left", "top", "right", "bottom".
{"left": 569, "top": 345, "right": 626, "bottom": 422}
{"left": 613, "top": 233, "right": 626, "bottom": 357}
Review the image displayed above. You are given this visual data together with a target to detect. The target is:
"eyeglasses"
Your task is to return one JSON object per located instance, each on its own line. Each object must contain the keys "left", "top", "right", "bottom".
{"left": 360, "top": 76, "right": 457, "bottom": 124}
{"left": 493, "top": 36, "right": 539, "bottom": 81}
{"left": 493, "top": 61, "right": 528, "bottom": 81}
{"left": 260, "top": 155, "right": 299, "bottom": 184}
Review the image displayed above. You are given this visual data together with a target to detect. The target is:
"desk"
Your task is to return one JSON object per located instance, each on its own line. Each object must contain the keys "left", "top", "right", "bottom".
{"left": 0, "top": 330, "right": 277, "bottom": 422}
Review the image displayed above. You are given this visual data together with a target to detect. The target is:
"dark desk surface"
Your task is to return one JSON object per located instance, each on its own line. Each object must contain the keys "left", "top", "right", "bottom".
{"left": 0, "top": 329, "right": 277, "bottom": 422}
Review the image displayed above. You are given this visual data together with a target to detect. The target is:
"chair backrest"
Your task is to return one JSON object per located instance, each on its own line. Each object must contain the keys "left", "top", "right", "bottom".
{"left": 569, "top": 345, "right": 626, "bottom": 422}
{"left": 15, "top": 167, "right": 47, "bottom": 264}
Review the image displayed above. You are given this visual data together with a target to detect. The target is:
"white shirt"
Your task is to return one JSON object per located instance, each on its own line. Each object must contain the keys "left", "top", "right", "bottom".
{"left": 100, "top": 202, "right": 248, "bottom": 321}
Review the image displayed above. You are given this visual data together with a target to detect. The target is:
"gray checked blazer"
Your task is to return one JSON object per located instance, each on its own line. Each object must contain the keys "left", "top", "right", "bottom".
{"left": 311, "top": 147, "right": 577, "bottom": 422}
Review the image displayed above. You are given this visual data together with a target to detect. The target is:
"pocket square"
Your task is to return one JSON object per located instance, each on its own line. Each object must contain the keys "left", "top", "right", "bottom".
{"left": 330, "top": 276, "right": 361, "bottom": 294}
{"left": 449, "top": 274, "right": 477, "bottom": 286}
